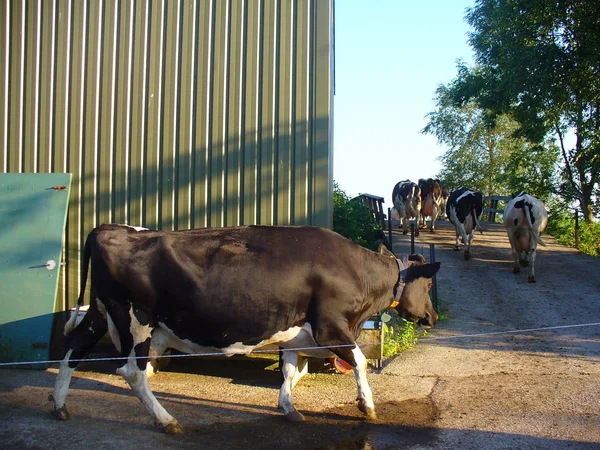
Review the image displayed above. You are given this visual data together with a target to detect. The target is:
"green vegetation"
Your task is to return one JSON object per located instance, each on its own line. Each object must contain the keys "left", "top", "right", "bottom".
{"left": 454, "top": 0, "right": 600, "bottom": 223}
{"left": 382, "top": 317, "right": 420, "bottom": 357}
{"left": 422, "top": 88, "right": 558, "bottom": 199}
{"left": 546, "top": 207, "right": 600, "bottom": 258}
{"left": 332, "top": 182, "right": 383, "bottom": 251}
{"left": 382, "top": 299, "right": 447, "bottom": 357}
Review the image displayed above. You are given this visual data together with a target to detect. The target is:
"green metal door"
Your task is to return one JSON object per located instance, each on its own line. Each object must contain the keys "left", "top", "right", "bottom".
{"left": 0, "top": 173, "right": 71, "bottom": 368}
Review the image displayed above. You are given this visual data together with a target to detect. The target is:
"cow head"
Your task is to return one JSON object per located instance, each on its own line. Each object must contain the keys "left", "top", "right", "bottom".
{"left": 379, "top": 246, "right": 441, "bottom": 327}
{"left": 398, "top": 259, "right": 440, "bottom": 327}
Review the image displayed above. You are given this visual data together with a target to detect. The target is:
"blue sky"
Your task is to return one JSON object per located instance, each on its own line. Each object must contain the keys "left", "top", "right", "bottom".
{"left": 333, "top": 1, "right": 475, "bottom": 209}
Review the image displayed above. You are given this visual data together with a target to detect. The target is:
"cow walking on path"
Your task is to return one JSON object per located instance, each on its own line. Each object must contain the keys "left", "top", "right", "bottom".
{"left": 50, "top": 225, "right": 440, "bottom": 433}
{"left": 446, "top": 187, "right": 483, "bottom": 260}
{"left": 418, "top": 178, "right": 443, "bottom": 232}
{"left": 503, "top": 193, "right": 548, "bottom": 282}
{"left": 392, "top": 180, "right": 421, "bottom": 236}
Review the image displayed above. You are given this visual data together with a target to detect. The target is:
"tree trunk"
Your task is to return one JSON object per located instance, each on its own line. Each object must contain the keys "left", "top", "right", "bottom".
{"left": 580, "top": 183, "right": 595, "bottom": 223}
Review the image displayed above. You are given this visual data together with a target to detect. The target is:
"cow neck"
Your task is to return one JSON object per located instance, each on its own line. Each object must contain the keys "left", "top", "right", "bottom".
{"left": 390, "top": 256, "right": 408, "bottom": 308}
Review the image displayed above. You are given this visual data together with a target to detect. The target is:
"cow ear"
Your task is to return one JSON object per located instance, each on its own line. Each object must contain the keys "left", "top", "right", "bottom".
{"left": 405, "top": 262, "right": 441, "bottom": 282}
{"left": 408, "top": 254, "right": 427, "bottom": 264}
{"left": 378, "top": 243, "right": 395, "bottom": 258}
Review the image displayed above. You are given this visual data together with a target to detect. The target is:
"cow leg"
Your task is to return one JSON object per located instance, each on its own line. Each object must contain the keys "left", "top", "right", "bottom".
{"left": 506, "top": 231, "right": 521, "bottom": 274}
{"left": 512, "top": 249, "right": 521, "bottom": 273}
{"left": 414, "top": 207, "right": 420, "bottom": 237}
{"left": 350, "top": 346, "right": 377, "bottom": 420}
{"left": 328, "top": 343, "right": 376, "bottom": 420}
{"left": 115, "top": 307, "right": 182, "bottom": 434}
{"left": 454, "top": 229, "right": 461, "bottom": 251}
{"left": 430, "top": 204, "right": 438, "bottom": 231}
{"left": 464, "top": 230, "right": 474, "bottom": 260}
{"left": 291, "top": 355, "right": 309, "bottom": 389}
{"left": 117, "top": 346, "right": 182, "bottom": 434}
{"left": 528, "top": 241, "right": 538, "bottom": 283}
{"left": 146, "top": 326, "right": 172, "bottom": 377}
{"left": 51, "top": 304, "right": 108, "bottom": 420}
{"left": 278, "top": 350, "right": 304, "bottom": 422}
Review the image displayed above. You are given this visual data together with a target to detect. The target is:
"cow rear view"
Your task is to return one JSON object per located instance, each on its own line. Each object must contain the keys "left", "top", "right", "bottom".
{"left": 51, "top": 225, "right": 440, "bottom": 433}
{"left": 446, "top": 187, "right": 484, "bottom": 260}
{"left": 503, "top": 193, "right": 548, "bottom": 282}
{"left": 392, "top": 180, "right": 421, "bottom": 236}
{"left": 418, "top": 178, "right": 444, "bottom": 232}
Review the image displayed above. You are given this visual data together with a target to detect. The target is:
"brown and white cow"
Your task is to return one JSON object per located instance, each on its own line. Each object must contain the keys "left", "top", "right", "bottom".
{"left": 503, "top": 193, "right": 548, "bottom": 282}
{"left": 437, "top": 187, "right": 450, "bottom": 221}
{"left": 418, "top": 178, "right": 443, "bottom": 232}
{"left": 446, "top": 187, "right": 484, "bottom": 260}
{"left": 392, "top": 180, "right": 421, "bottom": 236}
{"left": 51, "top": 225, "right": 440, "bottom": 433}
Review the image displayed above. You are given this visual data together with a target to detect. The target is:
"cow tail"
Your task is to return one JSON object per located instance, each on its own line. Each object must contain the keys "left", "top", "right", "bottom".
{"left": 524, "top": 201, "right": 547, "bottom": 246}
{"left": 64, "top": 234, "right": 91, "bottom": 335}
{"left": 473, "top": 205, "right": 483, "bottom": 234}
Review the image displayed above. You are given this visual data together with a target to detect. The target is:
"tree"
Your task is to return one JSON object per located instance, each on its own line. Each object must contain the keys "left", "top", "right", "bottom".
{"left": 452, "top": 0, "right": 600, "bottom": 222}
{"left": 422, "top": 83, "right": 558, "bottom": 199}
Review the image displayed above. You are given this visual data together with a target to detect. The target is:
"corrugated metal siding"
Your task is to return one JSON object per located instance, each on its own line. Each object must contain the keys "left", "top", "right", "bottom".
{"left": 0, "top": 0, "right": 334, "bottom": 310}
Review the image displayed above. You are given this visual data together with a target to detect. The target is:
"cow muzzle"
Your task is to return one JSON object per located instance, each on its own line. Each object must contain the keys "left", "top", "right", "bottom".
{"left": 417, "top": 310, "right": 438, "bottom": 328}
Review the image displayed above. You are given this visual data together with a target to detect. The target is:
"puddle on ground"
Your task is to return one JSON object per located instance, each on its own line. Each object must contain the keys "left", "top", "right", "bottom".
{"left": 315, "top": 398, "right": 440, "bottom": 449}
{"left": 183, "top": 398, "right": 439, "bottom": 450}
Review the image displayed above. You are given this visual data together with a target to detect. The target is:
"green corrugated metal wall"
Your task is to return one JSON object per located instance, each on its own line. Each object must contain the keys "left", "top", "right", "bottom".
{"left": 0, "top": 0, "right": 334, "bottom": 311}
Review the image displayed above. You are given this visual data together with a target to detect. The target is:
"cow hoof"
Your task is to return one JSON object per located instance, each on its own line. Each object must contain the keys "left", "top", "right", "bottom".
{"left": 528, "top": 276, "right": 536, "bottom": 283}
{"left": 366, "top": 410, "right": 378, "bottom": 421}
{"left": 284, "top": 410, "right": 305, "bottom": 422}
{"left": 52, "top": 405, "right": 70, "bottom": 421}
{"left": 453, "top": 246, "right": 460, "bottom": 251}
{"left": 513, "top": 266, "right": 520, "bottom": 274}
{"left": 402, "top": 230, "right": 408, "bottom": 235}
{"left": 163, "top": 420, "right": 184, "bottom": 434}
{"left": 358, "top": 400, "right": 377, "bottom": 421}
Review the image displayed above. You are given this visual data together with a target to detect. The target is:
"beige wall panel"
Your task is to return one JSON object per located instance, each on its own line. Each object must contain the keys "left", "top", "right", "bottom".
{"left": 1, "top": 0, "right": 333, "bottom": 310}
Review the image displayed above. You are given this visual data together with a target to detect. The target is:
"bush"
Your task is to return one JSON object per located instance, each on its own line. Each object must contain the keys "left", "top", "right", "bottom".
{"left": 382, "top": 316, "right": 420, "bottom": 356}
{"left": 546, "top": 209, "right": 600, "bottom": 257}
{"left": 333, "top": 182, "right": 383, "bottom": 251}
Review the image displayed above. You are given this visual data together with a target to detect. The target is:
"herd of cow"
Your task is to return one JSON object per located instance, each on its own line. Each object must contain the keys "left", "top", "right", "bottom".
{"left": 391, "top": 179, "right": 549, "bottom": 282}
{"left": 47, "top": 180, "right": 548, "bottom": 434}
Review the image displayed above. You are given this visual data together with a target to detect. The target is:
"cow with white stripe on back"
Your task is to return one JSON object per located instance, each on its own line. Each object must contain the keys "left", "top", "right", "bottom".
{"left": 446, "top": 187, "right": 484, "bottom": 260}
{"left": 503, "top": 192, "right": 548, "bottom": 282}
{"left": 392, "top": 180, "right": 421, "bottom": 236}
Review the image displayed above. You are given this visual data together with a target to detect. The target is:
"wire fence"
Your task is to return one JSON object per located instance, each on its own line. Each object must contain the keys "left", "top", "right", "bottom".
{"left": 2, "top": 321, "right": 599, "bottom": 369}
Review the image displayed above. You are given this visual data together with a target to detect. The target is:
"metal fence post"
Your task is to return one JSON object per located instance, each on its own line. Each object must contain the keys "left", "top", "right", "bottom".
{"left": 410, "top": 222, "right": 415, "bottom": 254}
{"left": 429, "top": 243, "right": 438, "bottom": 311}
{"left": 387, "top": 208, "right": 393, "bottom": 253}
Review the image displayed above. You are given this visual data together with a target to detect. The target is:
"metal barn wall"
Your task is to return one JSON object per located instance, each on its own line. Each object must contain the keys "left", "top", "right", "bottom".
{"left": 0, "top": 0, "right": 334, "bottom": 310}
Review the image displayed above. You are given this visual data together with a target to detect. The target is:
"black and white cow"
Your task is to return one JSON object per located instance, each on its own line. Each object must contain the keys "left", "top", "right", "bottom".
{"left": 392, "top": 180, "right": 421, "bottom": 236}
{"left": 503, "top": 192, "right": 548, "bottom": 282}
{"left": 418, "top": 178, "right": 443, "bottom": 232}
{"left": 446, "top": 187, "right": 483, "bottom": 260}
{"left": 51, "top": 225, "right": 440, "bottom": 433}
